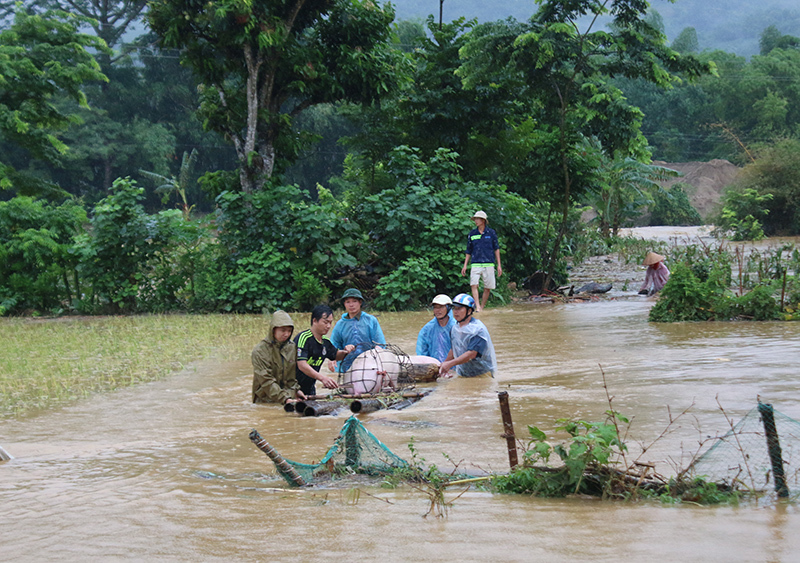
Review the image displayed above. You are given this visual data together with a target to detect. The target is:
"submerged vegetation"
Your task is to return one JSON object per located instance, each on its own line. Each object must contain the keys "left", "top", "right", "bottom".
{"left": 649, "top": 242, "right": 800, "bottom": 322}
{"left": 0, "top": 314, "right": 273, "bottom": 417}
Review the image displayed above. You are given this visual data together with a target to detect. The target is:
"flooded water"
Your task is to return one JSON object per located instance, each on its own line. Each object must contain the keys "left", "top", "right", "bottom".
{"left": 3, "top": 302, "right": 800, "bottom": 562}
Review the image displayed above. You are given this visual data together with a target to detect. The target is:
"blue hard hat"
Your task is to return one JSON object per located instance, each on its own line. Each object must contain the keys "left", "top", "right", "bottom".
{"left": 452, "top": 293, "right": 476, "bottom": 309}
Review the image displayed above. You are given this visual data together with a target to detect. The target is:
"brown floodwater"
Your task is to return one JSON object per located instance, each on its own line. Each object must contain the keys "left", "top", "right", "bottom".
{"left": 2, "top": 302, "right": 800, "bottom": 562}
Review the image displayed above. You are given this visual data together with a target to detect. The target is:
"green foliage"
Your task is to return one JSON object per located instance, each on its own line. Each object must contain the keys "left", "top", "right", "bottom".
{"left": 493, "top": 412, "right": 629, "bottom": 498}
{"left": 585, "top": 153, "right": 681, "bottom": 237}
{"left": 80, "top": 177, "right": 211, "bottom": 313}
{"left": 649, "top": 262, "right": 729, "bottom": 322}
{"left": 140, "top": 149, "right": 199, "bottom": 220}
{"left": 723, "top": 139, "right": 800, "bottom": 236}
{"left": 714, "top": 188, "right": 772, "bottom": 240}
{"left": 760, "top": 25, "right": 800, "bottom": 55}
{"left": 81, "top": 178, "right": 155, "bottom": 311}
{"left": 0, "top": 7, "right": 108, "bottom": 195}
{"left": 726, "top": 282, "right": 782, "bottom": 320}
{"left": 215, "top": 183, "right": 365, "bottom": 277}
{"left": 215, "top": 243, "right": 294, "bottom": 313}
{"left": 0, "top": 196, "right": 86, "bottom": 314}
{"left": 649, "top": 183, "right": 702, "bottom": 226}
{"left": 672, "top": 27, "right": 700, "bottom": 54}
{"left": 347, "top": 146, "right": 552, "bottom": 294}
{"left": 670, "top": 243, "right": 733, "bottom": 286}
{"left": 649, "top": 250, "right": 781, "bottom": 322}
{"left": 148, "top": 0, "right": 407, "bottom": 192}
{"left": 291, "top": 268, "right": 331, "bottom": 311}
{"left": 373, "top": 257, "right": 441, "bottom": 311}
{"left": 643, "top": 478, "right": 740, "bottom": 505}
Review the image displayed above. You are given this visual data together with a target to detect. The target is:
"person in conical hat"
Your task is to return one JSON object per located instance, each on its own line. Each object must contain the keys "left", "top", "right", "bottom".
{"left": 639, "top": 252, "right": 670, "bottom": 295}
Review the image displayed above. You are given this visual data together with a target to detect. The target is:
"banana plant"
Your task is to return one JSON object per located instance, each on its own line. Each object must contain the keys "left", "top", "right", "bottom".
{"left": 140, "top": 149, "right": 198, "bottom": 221}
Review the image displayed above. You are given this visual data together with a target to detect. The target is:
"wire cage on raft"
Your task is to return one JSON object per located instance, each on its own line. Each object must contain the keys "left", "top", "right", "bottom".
{"left": 688, "top": 402, "right": 800, "bottom": 498}
{"left": 340, "top": 342, "right": 439, "bottom": 395}
{"left": 250, "top": 416, "right": 409, "bottom": 487}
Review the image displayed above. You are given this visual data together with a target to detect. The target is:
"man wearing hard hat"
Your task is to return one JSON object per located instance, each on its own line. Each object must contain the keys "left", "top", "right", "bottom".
{"left": 416, "top": 294, "right": 456, "bottom": 362}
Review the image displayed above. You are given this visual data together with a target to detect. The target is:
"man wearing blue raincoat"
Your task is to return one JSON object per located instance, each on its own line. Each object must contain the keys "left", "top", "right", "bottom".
{"left": 330, "top": 288, "right": 386, "bottom": 374}
{"left": 416, "top": 294, "right": 456, "bottom": 362}
{"left": 439, "top": 294, "right": 496, "bottom": 378}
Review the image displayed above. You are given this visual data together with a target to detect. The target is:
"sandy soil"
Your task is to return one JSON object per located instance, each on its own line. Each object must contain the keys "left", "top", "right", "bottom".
{"left": 654, "top": 159, "right": 742, "bottom": 220}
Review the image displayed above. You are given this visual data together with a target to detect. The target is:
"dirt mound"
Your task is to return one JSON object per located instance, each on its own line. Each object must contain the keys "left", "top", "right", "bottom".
{"left": 654, "top": 159, "right": 742, "bottom": 220}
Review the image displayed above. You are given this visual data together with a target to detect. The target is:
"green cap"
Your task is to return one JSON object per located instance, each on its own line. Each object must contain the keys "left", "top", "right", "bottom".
{"left": 342, "top": 288, "right": 364, "bottom": 301}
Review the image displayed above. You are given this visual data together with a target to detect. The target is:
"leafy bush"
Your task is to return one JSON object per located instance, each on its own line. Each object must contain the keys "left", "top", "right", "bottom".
{"left": 216, "top": 243, "right": 294, "bottom": 313}
{"left": 373, "top": 256, "right": 441, "bottom": 310}
{"left": 649, "top": 183, "right": 702, "bottom": 226}
{"left": 215, "top": 183, "right": 366, "bottom": 278}
{"left": 493, "top": 413, "right": 629, "bottom": 498}
{"left": 349, "top": 146, "right": 555, "bottom": 298}
{"left": 727, "top": 139, "right": 800, "bottom": 236}
{"left": 0, "top": 196, "right": 87, "bottom": 314}
{"left": 81, "top": 178, "right": 161, "bottom": 312}
{"left": 726, "top": 283, "right": 781, "bottom": 321}
{"left": 713, "top": 188, "right": 772, "bottom": 241}
{"left": 649, "top": 263, "right": 729, "bottom": 322}
{"left": 650, "top": 258, "right": 782, "bottom": 322}
{"left": 291, "top": 268, "right": 331, "bottom": 311}
{"left": 670, "top": 243, "right": 732, "bottom": 286}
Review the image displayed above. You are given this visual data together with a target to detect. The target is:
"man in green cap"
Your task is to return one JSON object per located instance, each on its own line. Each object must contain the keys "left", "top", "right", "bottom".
{"left": 251, "top": 310, "right": 304, "bottom": 404}
{"left": 329, "top": 288, "right": 386, "bottom": 374}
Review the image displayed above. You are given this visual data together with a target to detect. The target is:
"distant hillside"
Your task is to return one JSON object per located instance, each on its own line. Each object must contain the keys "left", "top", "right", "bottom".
{"left": 391, "top": 0, "right": 800, "bottom": 56}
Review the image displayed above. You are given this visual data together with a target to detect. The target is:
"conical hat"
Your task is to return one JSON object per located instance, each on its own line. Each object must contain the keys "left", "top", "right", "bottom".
{"left": 643, "top": 252, "right": 665, "bottom": 266}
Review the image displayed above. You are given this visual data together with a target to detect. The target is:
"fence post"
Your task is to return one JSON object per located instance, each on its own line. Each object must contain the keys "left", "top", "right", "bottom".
{"left": 498, "top": 391, "right": 519, "bottom": 470}
{"left": 757, "top": 402, "right": 790, "bottom": 498}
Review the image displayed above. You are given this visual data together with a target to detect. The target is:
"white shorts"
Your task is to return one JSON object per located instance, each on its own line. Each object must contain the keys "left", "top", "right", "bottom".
{"left": 470, "top": 266, "right": 496, "bottom": 289}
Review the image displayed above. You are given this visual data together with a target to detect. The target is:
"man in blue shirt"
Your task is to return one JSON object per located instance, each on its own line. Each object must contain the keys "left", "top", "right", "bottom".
{"left": 439, "top": 293, "right": 496, "bottom": 378}
{"left": 461, "top": 210, "right": 502, "bottom": 313}
{"left": 330, "top": 288, "right": 386, "bottom": 374}
{"left": 416, "top": 294, "right": 455, "bottom": 362}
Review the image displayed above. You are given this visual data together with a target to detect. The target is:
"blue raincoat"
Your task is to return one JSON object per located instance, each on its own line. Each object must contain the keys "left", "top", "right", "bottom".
{"left": 330, "top": 311, "right": 386, "bottom": 373}
{"left": 416, "top": 312, "right": 456, "bottom": 362}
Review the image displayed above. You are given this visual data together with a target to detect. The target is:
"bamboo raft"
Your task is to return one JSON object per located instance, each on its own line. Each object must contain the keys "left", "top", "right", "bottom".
{"left": 285, "top": 390, "right": 433, "bottom": 417}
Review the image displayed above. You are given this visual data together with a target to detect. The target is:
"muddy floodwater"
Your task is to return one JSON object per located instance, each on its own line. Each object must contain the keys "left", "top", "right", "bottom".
{"left": 3, "top": 301, "right": 800, "bottom": 562}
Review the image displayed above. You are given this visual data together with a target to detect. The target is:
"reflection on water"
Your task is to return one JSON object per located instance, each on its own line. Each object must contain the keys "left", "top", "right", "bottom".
{"left": 2, "top": 302, "right": 800, "bottom": 561}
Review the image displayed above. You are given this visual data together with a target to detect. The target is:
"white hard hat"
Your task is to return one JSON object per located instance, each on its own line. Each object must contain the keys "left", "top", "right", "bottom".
{"left": 431, "top": 294, "right": 452, "bottom": 306}
{"left": 472, "top": 210, "right": 488, "bottom": 221}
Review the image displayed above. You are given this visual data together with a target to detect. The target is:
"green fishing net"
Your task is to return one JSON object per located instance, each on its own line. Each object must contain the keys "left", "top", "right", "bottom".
{"left": 689, "top": 404, "right": 800, "bottom": 492}
{"left": 276, "top": 416, "right": 409, "bottom": 485}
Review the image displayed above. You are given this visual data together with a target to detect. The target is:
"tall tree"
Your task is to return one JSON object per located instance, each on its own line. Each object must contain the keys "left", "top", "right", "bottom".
{"left": 148, "top": 0, "right": 407, "bottom": 193}
{"left": 458, "top": 0, "right": 713, "bottom": 288}
{"left": 0, "top": 8, "right": 108, "bottom": 196}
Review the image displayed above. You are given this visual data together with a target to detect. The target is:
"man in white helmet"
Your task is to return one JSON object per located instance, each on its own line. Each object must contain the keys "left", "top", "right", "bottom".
{"left": 416, "top": 294, "right": 456, "bottom": 362}
{"left": 461, "top": 210, "right": 502, "bottom": 313}
{"left": 440, "top": 293, "right": 496, "bottom": 378}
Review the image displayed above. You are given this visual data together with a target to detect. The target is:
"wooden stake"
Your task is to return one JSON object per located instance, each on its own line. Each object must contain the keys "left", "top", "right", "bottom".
{"left": 249, "top": 429, "right": 307, "bottom": 487}
{"left": 758, "top": 402, "right": 790, "bottom": 498}
{"left": 497, "top": 391, "right": 519, "bottom": 470}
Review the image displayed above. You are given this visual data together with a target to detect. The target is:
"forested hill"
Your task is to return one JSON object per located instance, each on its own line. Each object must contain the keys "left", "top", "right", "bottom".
{"left": 392, "top": 0, "right": 800, "bottom": 56}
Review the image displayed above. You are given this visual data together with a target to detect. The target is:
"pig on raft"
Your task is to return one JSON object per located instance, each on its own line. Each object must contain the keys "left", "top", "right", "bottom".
{"left": 342, "top": 348, "right": 440, "bottom": 394}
